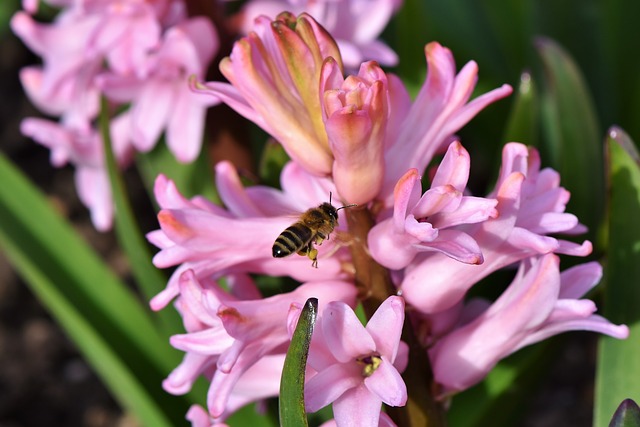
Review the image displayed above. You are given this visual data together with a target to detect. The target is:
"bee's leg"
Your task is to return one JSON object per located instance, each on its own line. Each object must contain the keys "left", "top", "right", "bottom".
{"left": 315, "top": 233, "right": 326, "bottom": 246}
{"left": 307, "top": 245, "right": 319, "bottom": 268}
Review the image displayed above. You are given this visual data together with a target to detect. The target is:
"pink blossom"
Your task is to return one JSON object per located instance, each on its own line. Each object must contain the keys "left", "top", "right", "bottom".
{"left": 148, "top": 160, "right": 352, "bottom": 311}
{"left": 193, "top": 12, "right": 342, "bottom": 176}
{"left": 164, "top": 270, "right": 357, "bottom": 421}
{"left": 369, "top": 141, "right": 498, "bottom": 270}
{"left": 380, "top": 42, "right": 513, "bottom": 205}
{"left": 98, "top": 17, "right": 219, "bottom": 162}
{"left": 320, "top": 412, "right": 397, "bottom": 427}
{"left": 11, "top": 1, "right": 166, "bottom": 127}
{"left": 429, "top": 254, "right": 629, "bottom": 395}
{"left": 186, "top": 404, "right": 229, "bottom": 427}
{"left": 196, "top": 16, "right": 512, "bottom": 199}
{"left": 320, "top": 59, "right": 388, "bottom": 205}
{"left": 237, "top": 0, "right": 402, "bottom": 68}
{"left": 19, "top": 114, "right": 134, "bottom": 231}
{"left": 400, "top": 143, "right": 593, "bottom": 313}
{"left": 290, "top": 296, "right": 408, "bottom": 427}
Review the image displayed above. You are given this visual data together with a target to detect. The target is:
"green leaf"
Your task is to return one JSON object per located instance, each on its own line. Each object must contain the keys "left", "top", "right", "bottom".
{"left": 608, "top": 399, "right": 640, "bottom": 427}
{"left": 99, "top": 98, "right": 183, "bottom": 337}
{"left": 279, "top": 297, "right": 318, "bottom": 427}
{"left": 594, "top": 127, "right": 640, "bottom": 427}
{"left": 0, "top": 0, "right": 19, "bottom": 34}
{"left": 502, "top": 71, "right": 538, "bottom": 146}
{"left": 537, "top": 37, "right": 604, "bottom": 238}
{"left": 392, "top": 0, "right": 428, "bottom": 85}
{"left": 0, "top": 152, "right": 190, "bottom": 426}
{"left": 259, "top": 140, "right": 290, "bottom": 189}
{"left": 447, "top": 342, "right": 553, "bottom": 427}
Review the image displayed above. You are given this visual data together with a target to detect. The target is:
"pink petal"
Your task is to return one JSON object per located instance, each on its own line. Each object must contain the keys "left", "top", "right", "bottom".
{"left": 170, "top": 329, "right": 234, "bottom": 355}
{"left": 411, "top": 186, "right": 461, "bottom": 218}
{"left": 131, "top": 80, "right": 174, "bottom": 151}
{"left": 558, "top": 262, "right": 602, "bottom": 299}
{"left": 365, "top": 296, "right": 405, "bottom": 361}
{"left": 166, "top": 87, "right": 211, "bottom": 163}
{"left": 333, "top": 385, "right": 383, "bottom": 427}
{"left": 304, "top": 362, "right": 362, "bottom": 412}
{"left": 430, "top": 141, "right": 470, "bottom": 191}
{"left": 322, "top": 301, "right": 375, "bottom": 363}
{"left": 392, "top": 169, "right": 422, "bottom": 232}
{"left": 520, "top": 315, "right": 630, "bottom": 347}
{"left": 404, "top": 215, "right": 437, "bottom": 241}
{"left": 364, "top": 357, "right": 407, "bottom": 406}
{"left": 163, "top": 352, "right": 213, "bottom": 395}
{"left": 215, "top": 161, "right": 268, "bottom": 218}
{"left": 417, "top": 229, "right": 483, "bottom": 265}
{"left": 185, "top": 405, "right": 214, "bottom": 427}
{"left": 368, "top": 218, "right": 419, "bottom": 270}
{"left": 428, "top": 196, "right": 498, "bottom": 229}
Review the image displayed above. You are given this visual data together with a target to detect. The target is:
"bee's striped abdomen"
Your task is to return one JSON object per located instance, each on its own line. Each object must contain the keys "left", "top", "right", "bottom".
{"left": 272, "top": 223, "right": 313, "bottom": 258}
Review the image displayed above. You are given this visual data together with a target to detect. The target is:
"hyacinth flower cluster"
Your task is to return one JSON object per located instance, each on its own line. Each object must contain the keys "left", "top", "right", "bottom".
{"left": 12, "top": 0, "right": 219, "bottom": 230}
{"left": 12, "top": 0, "right": 402, "bottom": 232}
{"left": 234, "top": 0, "right": 403, "bottom": 68}
{"left": 145, "top": 12, "right": 629, "bottom": 427}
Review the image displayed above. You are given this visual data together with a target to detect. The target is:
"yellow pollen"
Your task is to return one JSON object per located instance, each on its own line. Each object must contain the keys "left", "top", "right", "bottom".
{"left": 356, "top": 354, "right": 382, "bottom": 377}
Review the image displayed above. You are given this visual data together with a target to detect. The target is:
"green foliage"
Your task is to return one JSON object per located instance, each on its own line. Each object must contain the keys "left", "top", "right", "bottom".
{"left": 0, "top": 152, "right": 191, "bottom": 426}
{"left": 594, "top": 129, "right": 640, "bottom": 427}
{"left": 537, "top": 38, "right": 603, "bottom": 238}
{"left": 279, "top": 298, "right": 318, "bottom": 427}
{"left": 608, "top": 399, "right": 640, "bottom": 427}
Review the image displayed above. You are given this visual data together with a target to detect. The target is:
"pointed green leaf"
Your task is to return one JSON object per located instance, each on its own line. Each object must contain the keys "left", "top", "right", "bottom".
{"left": 0, "top": 152, "right": 191, "bottom": 426}
{"left": 503, "top": 71, "right": 538, "bottom": 146}
{"left": 279, "top": 297, "right": 318, "bottom": 427}
{"left": 608, "top": 399, "right": 640, "bottom": 427}
{"left": 537, "top": 37, "right": 604, "bottom": 237}
{"left": 595, "top": 127, "right": 640, "bottom": 427}
{"left": 99, "top": 99, "right": 184, "bottom": 338}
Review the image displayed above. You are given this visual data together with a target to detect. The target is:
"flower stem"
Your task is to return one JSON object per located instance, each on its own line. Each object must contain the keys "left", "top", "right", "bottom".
{"left": 345, "top": 207, "right": 447, "bottom": 427}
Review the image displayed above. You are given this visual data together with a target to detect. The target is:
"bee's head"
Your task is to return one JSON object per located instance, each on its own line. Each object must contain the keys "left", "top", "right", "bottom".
{"left": 320, "top": 202, "right": 339, "bottom": 221}
{"left": 325, "top": 192, "right": 357, "bottom": 220}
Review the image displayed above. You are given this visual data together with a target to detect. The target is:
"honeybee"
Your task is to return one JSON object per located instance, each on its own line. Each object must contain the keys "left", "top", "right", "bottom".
{"left": 272, "top": 193, "right": 356, "bottom": 268}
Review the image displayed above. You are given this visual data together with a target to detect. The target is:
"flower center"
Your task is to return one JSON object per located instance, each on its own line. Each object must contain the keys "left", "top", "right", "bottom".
{"left": 356, "top": 353, "right": 382, "bottom": 377}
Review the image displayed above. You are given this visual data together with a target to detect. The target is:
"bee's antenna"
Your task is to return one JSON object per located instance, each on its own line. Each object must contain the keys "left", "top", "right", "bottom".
{"left": 330, "top": 191, "right": 356, "bottom": 211}
{"left": 336, "top": 203, "right": 357, "bottom": 212}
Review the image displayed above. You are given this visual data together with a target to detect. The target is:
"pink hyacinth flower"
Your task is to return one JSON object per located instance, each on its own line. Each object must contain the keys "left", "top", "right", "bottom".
{"left": 237, "top": 0, "right": 401, "bottom": 68}
{"left": 320, "top": 59, "right": 388, "bottom": 205}
{"left": 11, "top": 1, "right": 163, "bottom": 126}
{"left": 164, "top": 270, "right": 357, "bottom": 420}
{"left": 400, "top": 142, "right": 593, "bottom": 314}
{"left": 20, "top": 114, "right": 133, "bottom": 231}
{"left": 290, "top": 296, "right": 408, "bottom": 427}
{"left": 381, "top": 42, "right": 513, "bottom": 205}
{"left": 148, "top": 160, "right": 353, "bottom": 311}
{"left": 430, "top": 254, "right": 629, "bottom": 395}
{"left": 186, "top": 404, "right": 230, "bottom": 427}
{"left": 320, "top": 411, "right": 397, "bottom": 427}
{"left": 193, "top": 12, "right": 342, "bottom": 176}
{"left": 99, "top": 17, "right": 219, "bottom": 162}
{"left": 369, "top": 141, "right": 498, "bottom": 270}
